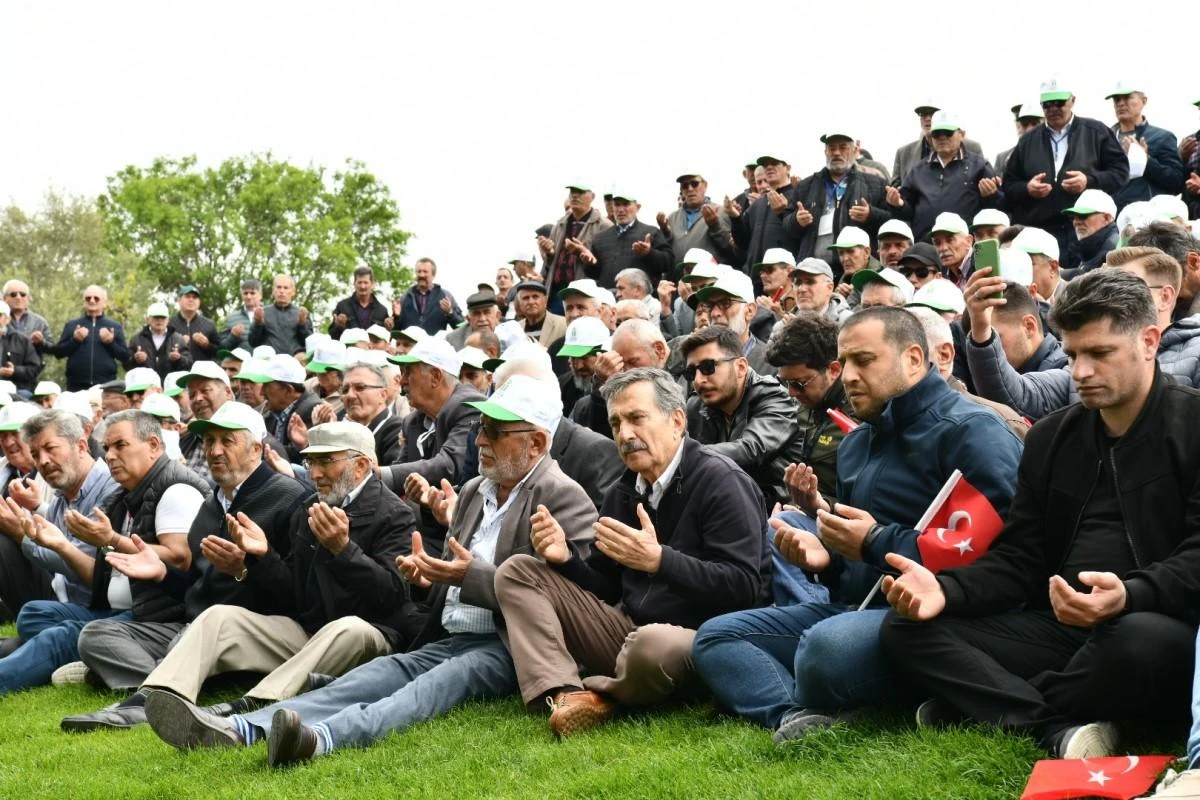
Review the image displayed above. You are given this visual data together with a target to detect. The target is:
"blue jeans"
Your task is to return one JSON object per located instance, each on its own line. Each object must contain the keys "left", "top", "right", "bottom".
{"left": 241, "top": 634, "right": 516, "bottom": 750}
{"left": 769, "top": 511, "right": 830, "bottom": 606}
{"left": 693, "top": 604, "right": 897, "bottom": 729}
{"left": 0, "top": 601, "right": 130, "bottom": 696}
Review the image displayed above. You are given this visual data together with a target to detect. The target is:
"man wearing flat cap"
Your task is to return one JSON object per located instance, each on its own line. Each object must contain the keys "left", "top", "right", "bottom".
{"left": 575, "top": 191, "right": 673, "bottom": 290}
{"left": 658, "top": 174, "right": 738, "bottom": 267}
{"left": 447, "top": 291, "right": 501, "bottom": 351}
{"left": 892, "top": 102, "right": 985, "bottom": 187}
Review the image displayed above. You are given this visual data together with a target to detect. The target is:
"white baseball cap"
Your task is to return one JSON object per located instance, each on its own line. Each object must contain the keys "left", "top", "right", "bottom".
{"left": 366, "top": 324, "right": 390, "bottom": 341}
{"left": 389, "top": 337, "right": 463, "bottom": 377}
{"left": 483, "top": 339, "right": 552, "bottom": 373}
{"left": 467, "top": 374, "right": 562, "bottom": 436}
{"left": 851, "top": 267, "right": 916, "bottom": 302}
{"left": 339, "top": 328, "right": 370, "bottom": 346}
{"left": 557, "top": 278, "right": 606, "bottom": 302}
{"left": 507, "top": 251, "right": 537, "bottom": 265}
{"left": 52, "top": 391, "right": 94, "bottom": 422}
{"left": 677, "top": 247, "right": 718, "bottom": 268}
{"left": 878, "top": 220, "right": 915, "bottom": 241}
{"left": 753, "top": 248, "right": 797, "bottom": 271}
{"left": 971, "top": 209, "right": 1011, "bottom": 229}
{"left": 1063, "top": 189, "right": 1117, "bottom": 219}
{"left": 829, "top": 226, "right": 871, "bottom": 250}
{"left": 929, "top": 110, "right": 960, "bottom": 133}
{"left": 457, "top": 346, "right": 490, "bottom": 371}
{"left": 595, "top": 288, "right": 617, "bottom": 308}
{"left": 344, "top": 349, "right": 389, "bottom": 368}
{"left": 141, "top": 393, "right": 181, "bottom": 423}
{"left": 307, "top": 341, "right": 349, "bottom": 374}
{"left": 694, "top": 271, "right": 755, "bottom": 304}
{"left": 0, "top": 392, "right": 11, "bottom": 407}
{"left": 493, "top": 320, "right": 529, "bottom": 355}
{"left": 164, "top": 371, "right": 189, "bottom": 397}
{"left": 681, "top": 262, "right": 732, "bottom": 284}
{"left": 305, "top": 333, "right": 332, "bottom": 354}
{"left": 0, "top": 380, "right": 17, "bottom": 396}
{"left": 261, "top": 354, "right": 307, "bottom": 385}
{"left": 999, "top": 247, "right": 1034, "bottom": 287}
{"left": 33, "top": 381, "right": 61, "bottom": 397}
{"left": 557, "top": 317, "right": 611, "bottom": 357}
{"left": 930, "top": 212, "right": 970, "bottom": 236}
{"left": 188, "top": 399, "right": 268, "bottom": 442}
{"left": 1016, "top": 102, "right": 1044, "bottom": 120}
{"left": 224, "top": 347, "right": 253, "bottom": 362}
{"left": 0, "top": 402, "right": 41, "bottom": 431}
{"left": 124, "top": 367, "right": 163, "bottom": 393}
{"left": 1104, "top": 80, "right": 1142, "bottom": 100}
{"left": 1013, "top": 227, "right": 1061, "bottom": 262}
{"left": 251, "top": 345, "right": 276, "bottom": 359}
{"left": 908, "top": 279, "right": 965, "bottom": 315}
{"left": 393, "top": 325, "right": 429, "bottom": 343}
{"left": 176, "top": 360, "right": 232, "bottom": 388}
{"left": 1149, "top": 194, "right": 1189, "bottom": 223}
{"left": 146, "top": 301, "right": 170, "bottom": 318}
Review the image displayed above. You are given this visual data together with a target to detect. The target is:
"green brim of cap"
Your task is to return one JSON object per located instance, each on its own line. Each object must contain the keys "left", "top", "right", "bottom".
{"left": 306, "top": 361, "right": 344, "bottom": 374}
{"left": 1039, "top": 91, "right": 1072, "bottom": 102}
{"left": 123, "top": 383, "right": 155, "bottom": 393}
{"left": 611, "top": 195, "right": 636, "bottom": 203}
{"left": 556, "top": 287, "right": 588, "bottom": 300}
{"left": 387, "top": 353, "right": 421, "bottom": 364}
{"left": 235, "top": 372, "right": 272, "bottom": 384}
{"left": 1061, "top": 206, "right": 1102, "bottom": 216}
{"left": 850, "top": 270, "right": 884, "bottom": 292}
{"left": 907, "top": 300, "right": 956, "bottom": 313}
{"left": 930, "top": 124, "right": 960, "bottom": 133}
{"left": 829, "top": 241, "right": 862, "bottom": 250}
{"left": 464, "top": 399, "right": 523, "bottom": 422}
{"left": 187, "top": 419, "right": 252, "bottom": 435}
{"left": 165, "top": 387, "right": 184, "bottom": 397}
{"left": 752, "top": 261, "right": 791, "bottom": 272}
{"left": 679, "top": 273, "right": 713, "bottom": 284}
{"left": 391, "top": 331, "right": 421, "bottom": 340}
{"left": 566, "top": 184, "right": 592, "bottom": 193}
{"left": 216, "top": 349, "right": 236, "bottom": 360}
{"left": 557, "top": 344, "right": 600, "bottom": 358}
{"left": 0, "top": 423, "right": 23, "bottom": 432}
{"left": 693, "top": 286, "right": 742, "bottom": 304}
{"left": 481, "top": 357, "right": 505, "bottom": 372}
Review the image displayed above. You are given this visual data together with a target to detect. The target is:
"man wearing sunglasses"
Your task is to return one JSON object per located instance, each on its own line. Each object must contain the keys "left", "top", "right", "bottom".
{"left": 897, "top": 243, "right": 943, "bottom": 292}
{"left": 1002, "top": 79, "right": 1129, "bottom": 268}
{"left": 892, "top": 102, "right": 985, "bottom": 191}
{"left": 46, "top": 286, "right": 130, "bottom": 392}
{"left": 682, "top": 326, "right": 804, "bottom": 508}
{"left": 1106, "top": 82, "right": 1184, "bottom": 212}
{"left": 1, "top": 280, "right": 51, "bottom": 355}
{"left": 661, "top": 174, "right": 737, "bottom": 267}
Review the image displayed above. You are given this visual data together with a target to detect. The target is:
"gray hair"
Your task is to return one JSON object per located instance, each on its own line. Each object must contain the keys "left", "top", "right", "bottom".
{"left": 345, "top": 363, "right": 389, "bottom": 386}
{"left": 21, "top": 409, "right": 85, "bottom": 446}
{"left": 104, "top": 410, "right": 162, "bottom": 443}
{"left": 906, "top": 306, "right": 953, "bottom": 349}
{"left": 614, "top": 299, "right": 653, "bottom": 321}
{"left": 615, "top": 268, "right": 653, "bottom": 298}
{"left": 612, "top": 318, "right": 666, "bottom": 350}
{"left": 599, "top": 367, "right": 685, "bottom": 418}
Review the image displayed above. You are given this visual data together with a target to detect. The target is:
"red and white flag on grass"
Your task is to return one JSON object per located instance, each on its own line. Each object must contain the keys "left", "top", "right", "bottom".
{"left": 1020, "top": 754, "right": 1177, "bottom": 799}
{"left": 915, "top": 469, "right": 1005, "bottom": 573}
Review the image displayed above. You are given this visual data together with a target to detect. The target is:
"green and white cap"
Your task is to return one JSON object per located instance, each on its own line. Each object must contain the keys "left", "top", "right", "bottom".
{"left": 235, "top": 358, "right": 272, "bottom": 383}
{"left": 52, "top": 391, "right": 93, "bottom": 422}
{"left": 164, "top": 372, "right": 188, "bottom": 398}
{"left": 1039, "top": 77, "right": 1072, "bottom": 103}
{"left": 176, "top": 361, "right": 231, "bottom": 388}
{"left": 467, "top": 374, "right": 562, "bottom": 436}
{"left": 1062, "top": 189, "right": 1117, "bottom": 218}
{"left": 339, "top": 328, "right": 369, "bottom": 347}
{"left": 307, "top": 341, "right": 348, "bottom": 374}
{"left": 829, "top": 226, "right": 871, "bottom": 249}
{"left": 187, "top": 400, "right": 267, "bottom": 441}
{"left": 124, "top": 367, "right": 162, "bottom": 393}
{"left": 457, "top": 346, "right": 490, "bottom": 371}
{"left": 0, "top": 402, "right": 41, "bottom": 431}
{"left": 142, "top": 393, "right": 181, "bottom": 423}
{"left": 388, "top": 337, "right": 462, "bottom": 377}
{"left": 929, "top": 110, "right": 960, "bottom": 133}
{"left": 33, "top": 381, "right": 61, "bottom": 397}
{"left": 557, "top": 317, "right": 610, "bottom": 358}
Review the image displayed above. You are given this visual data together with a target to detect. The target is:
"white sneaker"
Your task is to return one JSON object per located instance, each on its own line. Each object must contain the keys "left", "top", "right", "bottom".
{"left": 1155, "top": 767, "right": 1200, "bottom": 797}
{"left": 51, "top": 661, "right": 90, "bottom": 686}
{"left": 1057, "top": 721, "right": 1118, "bottom": 759}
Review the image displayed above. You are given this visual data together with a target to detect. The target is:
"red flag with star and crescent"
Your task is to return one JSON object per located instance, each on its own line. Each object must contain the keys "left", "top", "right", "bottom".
{"left": 1020, "top": 754, "right": 1177, "bottom": 799}
{"left": 915, "top": 470, "right": 1004, "bottom": 573}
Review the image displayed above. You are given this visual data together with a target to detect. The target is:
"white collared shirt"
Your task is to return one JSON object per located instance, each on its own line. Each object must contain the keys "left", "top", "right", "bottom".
{"left": 1049, "top": 115, "right": 1074, "bottom": 177}
{"left": 441, "top": 456, "right": 544, "bottom": 634}
{"left": 634, "top": 438, "right": 685, "bottom": 510}
{"left": 341, "top": 473, "right": 372, "bottom": 508}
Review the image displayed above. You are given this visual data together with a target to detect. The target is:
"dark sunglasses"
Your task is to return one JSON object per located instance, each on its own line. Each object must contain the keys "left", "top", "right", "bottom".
{"left": 684, "top": 356, "right": 738, "bottom": 382}
{"left": 478, "top": 420, "right": 538, "bottom": 440}
{"left": 1041, "top": 100, "right": 1067, "bottom": 109}
{"left": 899, "top": 266, "right": 935, "bottom": 279}
{"left": 84, "top": 295, "right": 102, "bottom": 301}
{"left": 6, "top": 291, "right": 27, "bottom": 297}
{"left": 780, "top": 374, "right": 821, "bottom": 392}
{"left": 680, "top": 180, "right": 702, "bottom": 189}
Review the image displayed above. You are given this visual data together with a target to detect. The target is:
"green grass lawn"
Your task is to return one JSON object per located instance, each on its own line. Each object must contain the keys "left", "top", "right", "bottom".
{"left": 0, "top": 620, "right": 1185, "bottom": 799}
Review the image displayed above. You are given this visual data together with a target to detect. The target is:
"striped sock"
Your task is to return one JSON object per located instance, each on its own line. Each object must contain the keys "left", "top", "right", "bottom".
{"left": 311, "top": 723, "right": 333, "bottom": 756}
{"left": 229, "top": 714, "right": 262, "bottom": 745}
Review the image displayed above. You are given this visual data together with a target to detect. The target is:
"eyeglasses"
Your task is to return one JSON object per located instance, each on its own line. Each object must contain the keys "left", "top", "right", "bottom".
{"left": 1041, "top": 100, "right": 1067, "bottom": 109}
{"left": 696, "top": 297, "right": 741, "bottom": 313}
{"left": 6, "top": 291, "right": 26, "bottom": 297}
{"left": 684, "top": 356, "right": 738, "bottom": 382}
{"left": 899, "top": 266, "right": 934, "bottom": 279}
{"left": 84, "top": 295, "right": 102, "bottom": 301}
{"left": 680, "top": 180, "right": 702, "bottom": 189}
{"left": 929, "top": 130, "right": 955, "bottom": 139}
{"left": 478, "top": 420, "right": 539, "bottom": 440}
{"left": 780, "top": 374, "right": 821, "bottom": 392}
{"left": 301, "top": 454, "right": 355, "bottom": 470}
{"left": 341, "top": 383, "right": 385, "bottom": 394}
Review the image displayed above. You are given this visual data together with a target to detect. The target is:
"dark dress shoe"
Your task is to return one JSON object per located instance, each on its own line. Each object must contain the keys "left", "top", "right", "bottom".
{"left": 61, "top": 704, "right": 147, "bottom": 733}
{"left": 267, "top": 708, "right": 318, "bottom": 767}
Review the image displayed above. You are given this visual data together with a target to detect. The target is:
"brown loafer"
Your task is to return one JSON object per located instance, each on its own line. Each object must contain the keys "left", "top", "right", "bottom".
{"left": 546, "top": 690, "right": 615, "bottom": 738}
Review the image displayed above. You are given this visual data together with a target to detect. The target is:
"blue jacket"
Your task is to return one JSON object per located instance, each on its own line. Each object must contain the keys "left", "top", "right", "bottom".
{"left": 394, "top": 284, "right": 463, "bottom": 336}
{"left": 1111, "top": 120, "right": 1185, "bottom": 210}
{"left": 829, "top": 369, "right": 1023, "bottom": 605}
{"left": 47, "top": 314, "right": 129, "bottom": 391}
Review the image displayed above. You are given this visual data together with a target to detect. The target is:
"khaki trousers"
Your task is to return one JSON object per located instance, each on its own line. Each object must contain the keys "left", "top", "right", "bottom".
{"left": 495, "top": 554, "right": 697, "bottom": 708}
{"left": 143, "top": 605, "right": 390, "bottom": 702}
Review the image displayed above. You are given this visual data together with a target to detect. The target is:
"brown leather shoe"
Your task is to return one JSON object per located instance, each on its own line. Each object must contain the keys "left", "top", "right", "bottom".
{"left": 546, "top": 690, "right": 615, "bottom": 738}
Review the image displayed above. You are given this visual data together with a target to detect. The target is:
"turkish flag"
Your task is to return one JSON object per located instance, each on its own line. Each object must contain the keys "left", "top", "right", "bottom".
{"left": 915, "top": 470, "right": 1004, "bottom": 573}
{"left": 825, "top": 407, "right": 858, "bottom": 434}
{"left": 1020, "top": 755, "right": 1177, "bottom": 799}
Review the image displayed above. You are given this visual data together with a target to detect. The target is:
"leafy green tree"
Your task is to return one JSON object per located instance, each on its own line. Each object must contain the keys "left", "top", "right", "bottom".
{"left": 0, "top": 193, "right": 151, "bottom": 383}
{"left": 98, "top": 154, "right": 412, "bottom": 324}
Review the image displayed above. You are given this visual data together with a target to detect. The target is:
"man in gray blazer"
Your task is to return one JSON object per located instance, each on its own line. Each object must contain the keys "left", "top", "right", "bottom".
{"left": 142, "top": 375, "right": 597, "bottom": 766}
{"left": 892, "top": 103, "right": 984, "bottom": 187}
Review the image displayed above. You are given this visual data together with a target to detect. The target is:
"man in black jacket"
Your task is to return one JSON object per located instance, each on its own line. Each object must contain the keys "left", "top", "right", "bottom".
{"left": 328, "top": 267, "right": 391, "bottom": 340}
{"left": 257, "top": 354, "right": 321, "bottom": 463}
{"left": 47, "top": 285, "right": 130, "bottom": 391}
{"left": 0, "top": 301, "right": 42, "bottom": 395}
{"left": 881, "top": 270, "right": 1200, "bottom": 760}
{"left": 170, "top": 286, "right": 220, "bottom": 365}
{"left": 782, "top": 134, "right": 891, "bottom": 268}
{"left": 126, "top": 302, "right": 190, "bottom": 380}
{"left": 62, "top": 401, "right": 308, "bottom": 730}
{"left": 1106, "top": 82, "right": 1185, "bottom": 210}
{"left": 577, "top": 192, "right": 673, "bottom": 289}
{"left": 135, "top": 420, "right": 414, "bottom": 748}
{"left": 1003, "top": 80, "right": 1129, "bottom": 266}
{"left": 495, "top": 367, "right": 770, "bottom": 737}
{"left": 731, "top": 154, "right": 799, "bottom": 274}
{"left": 1061, "top": 189, "right": 1120, "bottom": 275}
{"left": 683, "top": 326, "right": 803, "bottom": 508}
{"left": 336, "top": 363, "right": 404, "bottom": 464}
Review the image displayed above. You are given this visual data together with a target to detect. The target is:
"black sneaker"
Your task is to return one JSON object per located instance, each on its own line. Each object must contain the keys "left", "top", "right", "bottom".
{"left": 1053, "top": 722, "right": 1118, "bottom": 759}
{"left": 772, "top": 709, "right": 836, "bottom": 745}
{"left": 914, "top": 698, "right": 965, "bottom": 728}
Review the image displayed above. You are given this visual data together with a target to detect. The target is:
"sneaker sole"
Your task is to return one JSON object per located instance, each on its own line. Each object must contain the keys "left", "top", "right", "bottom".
{"left": 51, "top": 663, "right": 90, "bottom": 686}
{"left": 267, "top": 709, "right": 307, "bottom": 767}
{"left": 551, "top": 703, "right": 615, "bottom": 738}
{"left": 60, "top": 715, "right": 143, "bottom": 733}
{"left": 1062, "top": 723, "right": 1119, "bottom": 760}
{"left": 772, "top": 714, "right": 835, "bottom": 745}
{"left": 145, "top": 691, "right": 241, "bottom": 751}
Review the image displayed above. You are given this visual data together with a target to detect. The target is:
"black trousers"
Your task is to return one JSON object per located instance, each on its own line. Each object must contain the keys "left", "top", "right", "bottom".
{"left": 879, "top": 609, "right": 1194, "bottom": 749}
{"left": 0, "top": 534, "right": 55, "bottom": 623}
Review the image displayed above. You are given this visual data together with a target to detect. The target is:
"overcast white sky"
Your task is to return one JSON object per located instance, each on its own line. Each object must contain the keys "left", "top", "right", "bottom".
{"left": 2, "top": 1, "right": 1197, "bottom": 306}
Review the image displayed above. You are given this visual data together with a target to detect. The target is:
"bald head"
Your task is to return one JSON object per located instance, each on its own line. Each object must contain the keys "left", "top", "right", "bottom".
{"left": 610, "top": 319, "right": 669, "bottom": 369}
